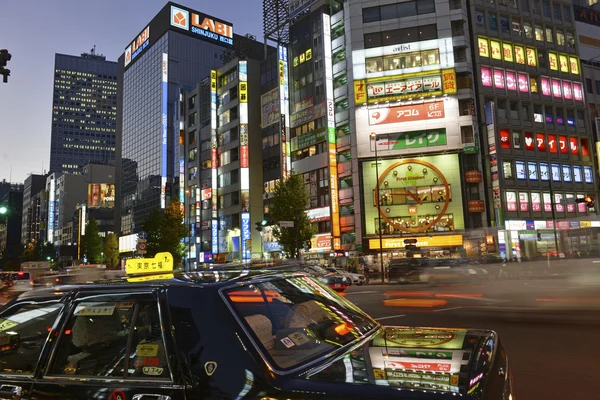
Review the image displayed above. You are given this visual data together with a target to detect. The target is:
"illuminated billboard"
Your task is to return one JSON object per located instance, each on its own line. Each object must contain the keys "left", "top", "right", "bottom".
{"left": 355, "top": 97, "right": 462, "bottom": 157}
{"left": 87, "top": 184, "right": 116, "bottom": 208}
{"left": 352, "top": 38, "right": 454, "bottom": 80}
{"left": 124, "top": 26, "right": 150, "bottom": 68}
{"left": 354, "top": 69, "right": 457, "bottom": 105}
{"left": 278, "top": 45, "right": 291, "bottom": 179}
{"left": 261, "top": 88, "right": 280, "bottom": 128}
{"left": 361, "top": 155, "right": 465, "bottom": 237}
{"left": 161, "top": 53, "right": 168, "bottom": 209}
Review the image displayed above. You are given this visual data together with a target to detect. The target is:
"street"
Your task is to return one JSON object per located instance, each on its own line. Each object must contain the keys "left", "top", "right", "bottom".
{"left": 344, "top": 278, "right": 600, "bottom": 399}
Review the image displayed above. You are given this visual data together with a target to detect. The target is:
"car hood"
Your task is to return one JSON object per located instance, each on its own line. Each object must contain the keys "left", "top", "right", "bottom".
{"left": 303, "top": 325, "right": 507, "bottom": 398}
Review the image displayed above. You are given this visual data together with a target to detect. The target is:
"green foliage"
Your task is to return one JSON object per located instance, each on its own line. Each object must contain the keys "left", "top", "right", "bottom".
{"left": 20, "top": 243, "right": 37, "bottom": 262}
{"left": 268, "top": 174, "right": 315, "bottom": 258}
{"left": 83, "top": 219, "right": 103, "bottom": 264}
{"left": 142, "top": 201, "right": 187, "bottom": 267}
{"left": 104, "top": 233, "right": 120, "bottom": 268}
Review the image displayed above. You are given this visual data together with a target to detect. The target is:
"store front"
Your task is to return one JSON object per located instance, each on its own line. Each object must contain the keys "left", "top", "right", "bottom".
{"left": 365, "top": 234, "right": 465, "bottom": 267}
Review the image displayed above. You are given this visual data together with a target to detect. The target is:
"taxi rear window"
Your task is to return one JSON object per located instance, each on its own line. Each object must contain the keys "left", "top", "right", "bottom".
{"left": 49, "top": 297, "right": 170, "bottom": 380}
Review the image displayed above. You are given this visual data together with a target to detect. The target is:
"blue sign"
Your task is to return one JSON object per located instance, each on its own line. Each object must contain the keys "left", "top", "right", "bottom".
{"left": 212, "top": 219, "right": 218, "bottom": 254}
{"left": 241, "top": 212, "right": 251, "bottom": 260}
{"left": 264, "top": 242, "right": 283, "bottom": 252}
{"left": 138, "top": 231, "right": 147, "bottom": 239}
{"left": 556, "top": 117, "right": 564, "bottom": 126}
{"left": 570, "top": 221, "right": 581, "bottom": 229}
{"left": 526, "top": 220, "right": 535, "bottom": 230}
{"left": 567, "top": 118, "right": 575, "bottom": 127}
{"left": 545, "top": 115, "right": 553, "bottom": 124}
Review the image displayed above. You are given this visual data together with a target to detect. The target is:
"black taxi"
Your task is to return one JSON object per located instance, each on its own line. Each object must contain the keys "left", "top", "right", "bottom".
{"left": 0, "top": 252, "right": 514, "bottom": 400}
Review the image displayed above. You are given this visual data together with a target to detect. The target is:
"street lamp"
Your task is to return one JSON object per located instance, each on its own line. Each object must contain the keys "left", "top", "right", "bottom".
{"left": 370, "top": 132, "right": 385, "bottom": 283}
{"left": 0, "top": 206, "right": 7, "bottom": 215}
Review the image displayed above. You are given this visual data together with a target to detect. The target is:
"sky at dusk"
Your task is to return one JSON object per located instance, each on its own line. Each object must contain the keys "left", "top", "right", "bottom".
{"left": 0, "top": 0, "right": 263, "bottom": 183}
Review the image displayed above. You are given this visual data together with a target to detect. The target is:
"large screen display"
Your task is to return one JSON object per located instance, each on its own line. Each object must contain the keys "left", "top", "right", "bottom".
{"left": 87, "top": 184, "right": 115, "bottom": 208}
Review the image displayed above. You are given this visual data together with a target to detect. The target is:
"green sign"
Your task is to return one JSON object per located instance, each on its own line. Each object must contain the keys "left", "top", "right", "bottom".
{"left": 293, "top": 127, "right": 327, "bottom": 151}
{"left": 463, "top": 128, "right": 480, "bottom": 154}
{"left": 380, "top": 129, "right": 447, "bottom": 151}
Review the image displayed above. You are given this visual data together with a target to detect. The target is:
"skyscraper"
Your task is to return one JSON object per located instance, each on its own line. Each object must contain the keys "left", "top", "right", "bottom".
{"left": 49, "top": 51, "right": 117, "bottom": 175}
{"left": 116, "top": 2, "right": 238, "bottom": 236}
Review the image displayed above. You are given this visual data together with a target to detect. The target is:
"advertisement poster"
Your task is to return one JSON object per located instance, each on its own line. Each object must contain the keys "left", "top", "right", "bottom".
{"left": 506, "top": 191, "right": 517, "bottom": 211}
{"left": 368, "top": 101, "right": 445, "bottom": 125}
{"left": 366, "top": 74, "right": 442, "bottom": 99}
{"left": 373, "top": 129, "right": 447, "bottom": 151}
{"left": 531, "top": 192, "right": 541, "bottom": 211}
{"left": 518, "top": 73, "right": 529, "bottom": 92}
{"left": 373, "top": 328, "right": 467, "bottom": 350}
{"left": 87, "top": 184, "right": 116, "bottom": 208}
{"left": 260, "top": 88, "right": 280, "bottom": 127}
{"left": 481, "top": 67, "right": 492, "bottom": 87}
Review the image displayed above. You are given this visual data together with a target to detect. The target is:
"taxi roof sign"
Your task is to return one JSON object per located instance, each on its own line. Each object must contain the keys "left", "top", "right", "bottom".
{"left": 125, "top": 252, "right": 174, "bottom": 276}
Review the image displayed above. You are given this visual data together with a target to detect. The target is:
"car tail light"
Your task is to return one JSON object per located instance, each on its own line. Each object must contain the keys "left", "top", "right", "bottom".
{"left": 17, "top": 272, "right": 24, "bottom": 276}
{"left": 30, "top": 280, "right": 34, "bottom": 286}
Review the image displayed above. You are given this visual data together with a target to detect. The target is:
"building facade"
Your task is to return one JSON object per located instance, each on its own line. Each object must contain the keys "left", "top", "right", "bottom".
{"left": 181, "top": 38, "right": 269, "bottom": 266}
{"left": 21, "top": 174, "right": 47, "bottom": 245}
{"left": 0, "top": 185, "right": 23, "bottom": 261}
{"left": 471, "top": 0, "right": 598, "bottom": 259}
{"left": 116, "top": 2, "right": 236, "bottom": 237}
{"left": 50, "top": 52, "right": 117, "bottom": 175}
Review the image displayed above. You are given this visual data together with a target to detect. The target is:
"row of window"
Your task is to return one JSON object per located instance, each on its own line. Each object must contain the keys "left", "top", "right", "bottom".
{"left": 493, "top": 97, "right": 586, "bottom": 129}
{"left": 365, "top": 49, "right": 440, "bottom": 74}
{"left": 364, "top": 24, "right": 438, "bottom": 50}
{"left": 502, "top": 160, "right": 594, "bottom": 184}
{"left": 498, "top": 130, "right": 590, "bottom": 158}
{"left": 362, "top": 0, "right": 436, "bottom": 24}
{"left": 481, "top": 67, "right": 585, "bottom": 103}
{"left": 292, "top": 141, "right": 328, "bottom": 162}
{"left": 476, "top": 10, "right": 575, "bottom": 48}
{"left": 262, "top": 133, "right": 280, "bottom": 150}
{"left": 505, "top": 191, "right": 590, "bottom": 214}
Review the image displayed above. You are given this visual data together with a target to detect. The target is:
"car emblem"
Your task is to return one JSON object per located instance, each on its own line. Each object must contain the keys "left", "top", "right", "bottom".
{"left": 205, "top": 361, "right": 218, "bottom": 376}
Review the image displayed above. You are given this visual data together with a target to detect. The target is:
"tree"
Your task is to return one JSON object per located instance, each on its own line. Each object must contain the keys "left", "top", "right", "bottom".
{"left": 20, "top": 242, "right": 37, "bottom": 262}
{"left": 142, "top": 201, "right": 187, "bottom": 267}
{"left": 37, "top": 242, "right": 56, "bottom": 261}
{"left": 104, "top": 233, "right": 120, "bottom": 268}
{"left": 142, "top": 208, "right": 163, "bottom": 257}
{"left": 268, "top": 174, "right": 315, "bottom": 258}
{"left": 83, "top": 219, "right": 103, "bottom": 264}
{"left": 161, "top": 200, "right": 188, "bottom": 267}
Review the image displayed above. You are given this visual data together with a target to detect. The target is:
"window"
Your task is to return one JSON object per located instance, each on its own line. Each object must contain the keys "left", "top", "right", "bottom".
{"left": 461, "top": 126, "right": 474, "bottom": 143}
{"left": 188, "top": 130, "right": 196, "bottom": 145}
{"left": 188, "top": 112, "right": 197, "bottom": 127}
{"left": 398, "top": 1, "right": 418, "bottom": 16}
{"left": 419, "top": 24, "right": 438, "bottom": 41}
{"left": 596, "top": 80, "right": 600, "bottom": 95}
{"left": 513, "top": 131, "right": 521, "bottom": 148}
{"left": 520, "top": 0, "right": 529, "bottom": 12}
{"left": 500, "top": 16, "right": 510, "bottom": 34}
{"left": 362, "top": 6, "right": 380, "bottom": 23}
{"left": 503, "top": 161, "right": 513, "bottom": 179}
{"left": 188, "top": 148, "right": 197, "bottom": 162}
{"left": 0, "top": 300, "right": 63, "bottom": 375}
{"left": 489, "top": 14, "right": 498, "bottom": 31}
{"left": 562, "top": 5, "right": 571, "bottom": 23}
{"left": 553, "top": 3, "right": 561, "bottom": 20}
{"left": 535, "top": 25, "right": 544, "bottom": 42}
{"left": 566, "top": 32, "right": 575, "bottom": 48}
{"left": 512, "top": 18, "right": 522, "bottom": 36}
{"left": 364, "top": 32, "right": 381, "bottom": 49}
{"left": 523, "top": 22, "right": 533, "bottom": 39}
{"left": 50, "top": 296, "right": 169, "bottom": 379}
{"left": 556, "top": 31, "right": 565, "bottom": 46}
{"left": 542, "top": 1, "right": 551, "bottom": 18}
{"left": 380, "top": 4, "right": 398, "bottom": 19}
{"left": 417, "top": 0, "right": 436, "bottom": 14}
{"left": 522, "top": 104, "right": 530, "bottom": 121}
{"left": 545, "top": 28, "right": 553, "bottom": 43}
{"left": 528, "top": 162, "right": 538, "bottom": 180}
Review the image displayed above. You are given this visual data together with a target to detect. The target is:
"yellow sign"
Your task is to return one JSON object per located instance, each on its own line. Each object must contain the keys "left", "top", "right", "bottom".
{"left": 490, "top": 40, "right": 501, "bottom": 60}
{"left": 560, "top": 54, "right": 569, "bottom": 73}
{"left": 125, "top": 252, "right": 174, "bottom": 275}
{"left": 210, "top": 70, "right": 217, "bottom": 90}
{"left": 137, "top": 344, "right": 159, "bottom": 357}
{"left": 526, "top": 47, "right": 537, "bottom": 67}
{"left": 239, "top": 82, "right": 248, "bottom": 103}
{"left": 127, "top": 273, "right": 174, "bottom": 283}
{"left": 548, "top": 52, "right": 558, "bottom": 71}
{"left": 369, "top": 235, "right": 464, "bottom": 250}
{"left": 354, "top": 80, "right": 367, "bottom": 104}
{"left": 299, "top": 52, "right": 305, "bottom": 64}
{"left": 306, "top": 49, "right": 312, "bottom": 61}
{"left": 570, "top": 56, "right": 580, "bottom": 75}
{"left": 478, "top": 37, "right": 489, "bottom": 58}
{"left": 293, "top": 57, "right": 299, "bottom": 67}
{"left": 442, "top": 69, "right": 457, "bottom": 95}
{"left": 279, "top": 60, "right": 285, "bottom": 85}
{"left": 514, "top": 45, "right": 525, "bottom": 64}
{"left": 502, "top": 42, "right": 513, "bottom": 62}
{"left": 580, "top": 221, "right": 592, "bottom": 228}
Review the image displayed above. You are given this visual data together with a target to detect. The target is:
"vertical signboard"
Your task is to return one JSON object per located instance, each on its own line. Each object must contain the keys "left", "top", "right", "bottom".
{"left": 239, "top": 61, "right": 250, "bottom": 193}
{"left": 161, "top": 53, "right": 169, "bottom": 209}
{"left": 279, "top": 45, "right": 291, "bottom": 180}
{"left": 211, "top": 219, "right": 218, "bottom": 255}
{"left": 210, "top": 70, "right": 218, "bottom": 220}
{"left": 485, "top": 101, "right": 502, "bottom": 226}
{"left": 241, "top": 212, "right": 251, "bottom": 260}
{"left": 323, "top": 13, "right": 340, "bottom": 248}
{"left": 48, "top": 178, "right": 55, "bottom": 244}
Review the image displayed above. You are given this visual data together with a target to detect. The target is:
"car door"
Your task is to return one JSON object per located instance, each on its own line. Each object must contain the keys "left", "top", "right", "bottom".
{"left": 0, "top": 296, "right": 65, "bottom": 400}
{"left": 30, "top": 289, "right": 186, "bottom": 400}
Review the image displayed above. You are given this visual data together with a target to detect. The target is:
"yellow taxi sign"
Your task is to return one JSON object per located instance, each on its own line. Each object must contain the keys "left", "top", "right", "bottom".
{"left": 127, "top": 273, "right": 174, "bottom": 283}
{"left": 125, "top": 252, "right": 174, "bottom": 276}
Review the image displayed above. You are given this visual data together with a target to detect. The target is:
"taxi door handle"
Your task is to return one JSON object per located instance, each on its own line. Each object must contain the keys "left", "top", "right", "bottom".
{"left": 0, "top": 384, "right": 22, "bottom": 400}
{"left": 132, "top": 395, "right": 171, "bottom": 400}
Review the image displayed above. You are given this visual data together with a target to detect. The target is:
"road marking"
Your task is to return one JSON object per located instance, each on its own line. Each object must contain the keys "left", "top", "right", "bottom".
{"left": 346, "top": 291, "right": 379, "bottom": 295}
{"left": 375, "top": 314, "right": 406, "bottom": 321}
{"left": 433, "top": 306, "right": 463, "bottom": 312}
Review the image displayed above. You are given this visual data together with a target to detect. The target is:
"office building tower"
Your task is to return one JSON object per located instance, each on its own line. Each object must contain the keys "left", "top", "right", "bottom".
{"left": 116, "top": 2, "right": 240, "bottom": 236}
{"left": 21, "top": 174, "right": 47, "bottom": 244}
{"left": 50, "top": 51, "right": 117, "bottom": 174}
{"left": 0, "top": 184, "right": 23, "bottom": 262}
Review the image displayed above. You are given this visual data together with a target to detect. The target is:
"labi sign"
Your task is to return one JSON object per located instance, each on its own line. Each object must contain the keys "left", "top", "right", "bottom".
{"left": 170, "top": 5, "right": 234, "bottom": 47}
{"left": 373, "top": 128, "right": 447, "bottom": 151}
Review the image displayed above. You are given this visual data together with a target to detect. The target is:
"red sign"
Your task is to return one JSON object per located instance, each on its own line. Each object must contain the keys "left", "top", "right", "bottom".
{"left": 518, "top": 73, "right": 529, "bottom": 93}
{"left": 465, "top": 170, "right": 483, "bottom": 183}
{"left": 467, "top": 200, "right": 485, "bottom": 212}
{"left": 525, "top": 132, "right": 534, "bottom": 151}
{"left": 547, "top": 134, "right": 557, "bottom": 153}
{"left": 536, "top": 133, "right": 546, "bottom": 152}
{"left": 506, "top": 71, "right": 517, "bottom": 91}
{"left": 559, "top": 136, "right": 568, "bottom": 154}
{"left": 386, "top": 362, "right": 452, "bottom": 373}
{"left": 493, "top": 69, "right": 505, "bottom": 88}
{"left": 499, "top": 129, "right": 510, "bottom": 149}
{"left": 582, "top": 139, "right": 590, "bottom": 156}
{"left": 570, "top": 137, "right": 579, "bottom": 155}
{"left": 240, "top": 145, "right": 249, "bottom": 168}
{"left": 368, "top": 101, "right": 445, "bottom": 125}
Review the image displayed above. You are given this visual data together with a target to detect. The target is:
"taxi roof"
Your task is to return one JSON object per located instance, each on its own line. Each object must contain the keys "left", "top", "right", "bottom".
{"left": 15, "top": 269, "right": 297, "bottom": 300}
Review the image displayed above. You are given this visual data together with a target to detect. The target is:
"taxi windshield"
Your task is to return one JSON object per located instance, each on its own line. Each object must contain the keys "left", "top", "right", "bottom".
{"left": 223, "top": 275, "right": 379, "bottom": 372}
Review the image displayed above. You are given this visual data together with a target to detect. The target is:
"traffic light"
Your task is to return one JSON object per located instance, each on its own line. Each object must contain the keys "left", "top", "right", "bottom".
{"left": 0, "top": 49, "right": 11, "bottom": 83}
{"left": 261, "top": 220, "right": 268, "bottom": 226}
{"left": 0, "top": 206, "right": 7, "bottom": 215}
{"left": 255, "top": 221, "right": 263, "bottom": 232}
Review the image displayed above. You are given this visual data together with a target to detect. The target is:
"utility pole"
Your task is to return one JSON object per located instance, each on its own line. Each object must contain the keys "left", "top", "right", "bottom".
{"left": 0, "top": 49, "right": 12, "bottom": 83}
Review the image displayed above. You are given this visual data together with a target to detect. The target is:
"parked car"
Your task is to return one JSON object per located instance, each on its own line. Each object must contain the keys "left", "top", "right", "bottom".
{"left": 0, "top": 264, "right": 514, "bottom": 399}
{"left": 388, "top": 258, "right": 488, "bottom": 285}
{"left": 327, "top": 267, "right": 366, "bottom": 285}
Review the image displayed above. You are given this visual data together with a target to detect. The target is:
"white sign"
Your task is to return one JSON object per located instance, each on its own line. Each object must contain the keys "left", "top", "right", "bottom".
{"left": 305, "top": 206, "right": 330, "bottom": 222}
{"left": 353, "top": 38, "right": 455, "bottom": 80}
{"left": 279, "top": 221, "right": 294, "bottom": 228}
